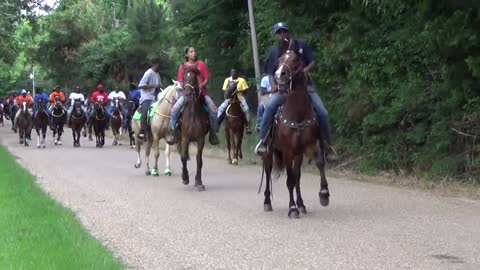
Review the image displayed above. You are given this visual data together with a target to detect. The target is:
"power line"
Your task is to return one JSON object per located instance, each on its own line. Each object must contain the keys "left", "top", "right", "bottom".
{"left": 182, "top": 0, "right": 227, "bottom": 25}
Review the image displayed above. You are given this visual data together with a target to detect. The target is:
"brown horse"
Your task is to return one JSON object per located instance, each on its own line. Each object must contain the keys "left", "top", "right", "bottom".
{"left": 16, "top": 101, "right": 33, "bottom": 146}
{"left": 178, "top": 66, "right": 210, "bottom": 191}
{"left": 70, "top": 100, "right": 87, "bottom": 147}
{"left": 223, "top": 80, "right": 245, "bottom": 165}
{"left": 262, "top": 48, "right": 330, "bottom": 218}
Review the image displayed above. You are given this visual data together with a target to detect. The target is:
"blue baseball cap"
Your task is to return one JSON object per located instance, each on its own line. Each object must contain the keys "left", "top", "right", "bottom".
{"left": 273, "top": 22, "right": 289, "bottom": 33}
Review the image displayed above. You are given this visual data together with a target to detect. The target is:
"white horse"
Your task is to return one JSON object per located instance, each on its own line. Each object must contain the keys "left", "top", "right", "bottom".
{"left": 133, "top": 80, "right": 182, "bottom": 176}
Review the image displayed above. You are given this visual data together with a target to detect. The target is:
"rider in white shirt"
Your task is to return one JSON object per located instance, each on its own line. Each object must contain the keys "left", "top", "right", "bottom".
{"left": 108, "top": 88, "right": 126, "bottom": 105}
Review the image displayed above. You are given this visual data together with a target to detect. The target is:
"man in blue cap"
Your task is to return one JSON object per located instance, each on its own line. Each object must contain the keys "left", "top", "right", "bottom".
{"left": 254, "top": 22, "right": 338, "bottom": 162}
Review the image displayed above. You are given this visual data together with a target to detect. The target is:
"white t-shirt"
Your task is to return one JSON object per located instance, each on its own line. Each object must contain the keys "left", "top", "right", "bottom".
{"left": 69, "top": 92, "right": 85, "bottom": 104}
{"left": 260, "top": 76, "right": 272, "bottom": 93}
{"left": 108, "top": 91, "right": 126, "bottom": 100}
{"left": 138, "top": 68, "right": 161, "bottom": 103}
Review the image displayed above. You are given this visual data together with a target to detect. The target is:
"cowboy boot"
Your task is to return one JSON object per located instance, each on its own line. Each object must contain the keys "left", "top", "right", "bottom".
{"left": 165, "top": 125, "right": 179, "bottom": 145}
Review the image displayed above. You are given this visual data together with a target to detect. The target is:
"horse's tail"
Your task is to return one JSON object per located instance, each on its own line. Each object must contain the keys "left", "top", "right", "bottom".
{"left": 272, "top": 150, "right": 284, "bottom": 179}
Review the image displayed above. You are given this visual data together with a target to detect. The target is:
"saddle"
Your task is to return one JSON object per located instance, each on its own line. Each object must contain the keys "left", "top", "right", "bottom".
{"left": 132, "top": 100, "right": 159, "bottom": 121}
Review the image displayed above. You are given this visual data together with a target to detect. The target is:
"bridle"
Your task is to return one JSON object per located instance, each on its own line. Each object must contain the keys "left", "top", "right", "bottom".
{"left": 277, "top": 50, "right": 303, "bottom": 94}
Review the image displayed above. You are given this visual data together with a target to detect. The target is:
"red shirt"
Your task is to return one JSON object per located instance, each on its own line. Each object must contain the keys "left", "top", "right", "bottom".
{"left": 91, "top": 91, "right": 109, "bottom": 106}
{"left": 177, "top": 60, "right": 210, "bottom": 96}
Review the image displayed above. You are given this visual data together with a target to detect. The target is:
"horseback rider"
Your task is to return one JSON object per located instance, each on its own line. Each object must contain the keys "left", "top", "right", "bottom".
{"left": 126, "top": 83, "right": 140, "bottom": 128}
{"left": 166, "top": 46, "right": 219, "bottom": 145}
{"left": 33, "top": 87, "right": 49, "bottom": 117}
{"left": 13, "top": 89, "right": 33, "bottom": 130}
{"left": 108, "top": 87, "right": 127, "bottom": 123}
{"left": 216, "top": 68, "right": 252, "bottom": 134}
{"left": 67, "top": 86, "right": 86, "bottom": 127}
{"left": 254, "top": 22, "right": 338, "bottom": 162}
{"left": 89, "top": 84, "right": 110, "bottom": 123}
{"left": 48, "top": 86, "right": 67, "bottom": 114}
{"left": 137, "top": 58, "right": 162, "bottom": 141}
{"left": 256, "top": 73, "right": 273, "bottom": 132}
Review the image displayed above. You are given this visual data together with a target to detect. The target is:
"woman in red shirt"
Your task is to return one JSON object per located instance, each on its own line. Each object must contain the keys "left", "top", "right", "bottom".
{"left": 167, "top": 46, "right": 219, "bottom": 145}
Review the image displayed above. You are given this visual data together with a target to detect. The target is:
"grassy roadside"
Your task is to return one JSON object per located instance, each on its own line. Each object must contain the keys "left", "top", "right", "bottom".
{"left": 0, "top": 145, "right": 123, "bottom": 270}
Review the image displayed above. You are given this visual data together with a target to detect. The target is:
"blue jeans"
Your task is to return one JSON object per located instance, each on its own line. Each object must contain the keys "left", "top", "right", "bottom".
{"left": 257, "top": 101, "right": 265, "bottom": 128}
{"left": 140, "top": 99, "right": 153, "bottom": 133}
{"left": 258, "top": 86, "right": 331, "bottom": 144}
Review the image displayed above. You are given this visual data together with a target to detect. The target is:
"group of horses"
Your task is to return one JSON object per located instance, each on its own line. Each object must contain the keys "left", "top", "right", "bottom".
{"left": 1, "top": 48, "right": 331, "bottom": 218}
{"left": 1, "top": 96, "right": 137, "bottom": 149}
{"left": 132, "top": 46, "right": 330, "bottom": 218}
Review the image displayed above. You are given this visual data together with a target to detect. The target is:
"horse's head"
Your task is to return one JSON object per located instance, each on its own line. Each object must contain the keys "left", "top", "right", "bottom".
{"left": 224, "top": 80, "right": 238, "bottom": 99}
{"left": 36, "top": 98, "right": 44, "bottom": 108}
{"left": 94, "top": 102, "right": 104, "bottom": 114}
{"left": 54, "top": 96, "right": 62, "bottom": 107}
{"left": 182, "top": 65, "right": 200, "bottom": 101}
{"left": 114, "top": 98, "right": 120, "bottom": 110}
{"left": 21, "top": 101, "right": 28, "bottom": 113}
{"left": 73, "top": 100, "right": 83, "bottom": 115}
{"left": 276, "top": 48, "right": 303, "bottom": 90}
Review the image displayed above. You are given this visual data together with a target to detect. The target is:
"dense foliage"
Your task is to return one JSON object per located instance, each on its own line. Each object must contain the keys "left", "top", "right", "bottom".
{"left": 2, "top": 0, "right": 480, "bottom": 181}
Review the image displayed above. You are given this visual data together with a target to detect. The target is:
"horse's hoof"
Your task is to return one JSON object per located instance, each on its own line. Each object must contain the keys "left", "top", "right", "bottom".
{"left": 232, "top": 159, "right": 238, "bottom": 165}
{"left": 151, "top": 169, "right": 159, "bottom": 177}
{"left": 288, "top": 207, "right": 300, "bottom": 219}
{"left": 42, "top": 145, "right": 46, "bottom": 148}
{"left": 227, "top": 158, "right": 232, "bottom": 164}
{"left": 25, "top": 143, "right": 29, "bottom": 147}
{"left": 57, "top": 141, "right": 62, "bottom": 145}
{"left": 264, "top": 204, "right": 273, "bottom": 212}
{"left": 145, "top": 170, "right": 151, "bottom": 176}
{"left": 195, "top": 184, "right": 205, "bottom": 191}
{"left": 182, "top": 171, "right": 189, "bottom": 184}
{"left": 182, "top": 178, "right": 189, "bottom": 185}
{"left": 134, "top": 163, "right": 141, "bottom": 169}
{"left": 37, "top": 144, "right": 40, "bottom": 148}
{"left": 164, "top": 168, "right": 172, "bottom": 176}
{"left": 298, "top": 206, "right": 307, "bottom": 214}
{"left": 319, "top": 190, "right": 330, "bottom": 207}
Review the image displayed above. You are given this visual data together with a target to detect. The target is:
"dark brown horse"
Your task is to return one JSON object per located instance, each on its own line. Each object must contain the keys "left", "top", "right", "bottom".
{"left": 33, "top": 99, "right": 49, "bottom": 148}
{"left": 262, "top": 49, "right": 330, "bottom": 218}
{"left": 124, "top": 100, "right": 136, "bottom": 148}
{"left": 93, "top": 102, "right": 107, "bottom": 148}
{"left": 110, "top": 98, "right": 123, "bottom": 146}
{"left": 17, "top": 101, "right": 33, "bottom": 146}
{"left": 178, "top": 65, "right": 210, "bottom": 191}
{"left": 223, "top": 80, "right": 245, "bottom": 165}
{"left": 50, "top": 98, "right": 66, "bottom": 145}
{"left": 70, "top": 100, "right": 87, "bottom": 147}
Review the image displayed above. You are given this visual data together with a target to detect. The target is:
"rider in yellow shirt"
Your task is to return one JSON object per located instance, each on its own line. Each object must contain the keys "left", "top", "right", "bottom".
{"left": 216, "top": 68, "right": 251, "bottom": 134}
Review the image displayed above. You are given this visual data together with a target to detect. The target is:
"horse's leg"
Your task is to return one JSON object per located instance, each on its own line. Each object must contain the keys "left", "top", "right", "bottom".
{"left": 235, "top": 129, "right": 244, "bottom": 163}
{"left": 194, "top": 137, "right": 205, "bottom": 191}
{"left": 264, "top": 151, "right": 273, "bottom": 212}
{"left": 164, "top": 142, "right": 172, "bottom": 176}
{"left": 151, "top": 133, "right": 160, "bottom": 176}
{"left": 72, "top": 127, "right": 76, "bottom": 147}
{"left": 316, "top": 147, "right": 330, "bottom": 207}
{"left": 294, "top": 156, "right": 306, "bottom": 214}
{"left": 286, "top": 165, "right": 299, "bottom": 218}
{"left": 36, "top": 128, "right": 41, "bottom": 148}
{"left": 134, "top": 136, "right": 142, "bottom": 169}
{"left": 180, "top": 138, "right": 189, "bottom": 185}
{"left": 57, "top": 128, "right": 62, "bottom": 145}
{"left": 144, "top": 136, "right": 153, "bottom": 175}
{"left": 226, "top": 127, "right": 232, "bottom": 164}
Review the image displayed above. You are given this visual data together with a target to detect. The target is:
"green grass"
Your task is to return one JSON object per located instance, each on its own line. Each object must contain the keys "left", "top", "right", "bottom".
{"left": 0, "top": 146, "right": 123, "bottom": 270}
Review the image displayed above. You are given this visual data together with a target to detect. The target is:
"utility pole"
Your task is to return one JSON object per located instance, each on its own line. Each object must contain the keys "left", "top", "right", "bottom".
{"left": 30, "top": 66, "right": 35, "bottom": 96}
{"left": 247, "top": 0, "right": 262, "bottom": 102}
